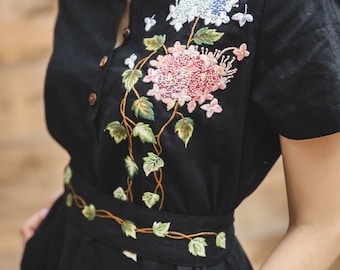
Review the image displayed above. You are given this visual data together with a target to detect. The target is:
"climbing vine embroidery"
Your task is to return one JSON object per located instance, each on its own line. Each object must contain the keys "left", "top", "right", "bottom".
{"left": 105, "top": 1, "right": 252, "bottom": 211}
{"left": 64, "top": 167, "right": 226, "bottom": 259}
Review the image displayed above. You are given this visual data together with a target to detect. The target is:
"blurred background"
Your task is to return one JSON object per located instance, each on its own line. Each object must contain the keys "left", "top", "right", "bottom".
{"left": 0, "top": 1, "right": 338, "bottom": 269}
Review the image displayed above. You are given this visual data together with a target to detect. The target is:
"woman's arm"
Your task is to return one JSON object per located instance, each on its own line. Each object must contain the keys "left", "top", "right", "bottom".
{"left": 260, "top": 132, "right": 340, "bottom": 270}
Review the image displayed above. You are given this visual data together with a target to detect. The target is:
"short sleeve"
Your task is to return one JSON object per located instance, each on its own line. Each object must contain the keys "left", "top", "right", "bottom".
{"left": 251, "top": 0, "right": 340, "bottom": 139}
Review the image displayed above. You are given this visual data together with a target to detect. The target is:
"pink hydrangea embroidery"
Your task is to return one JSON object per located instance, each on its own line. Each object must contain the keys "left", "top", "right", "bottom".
{"left": 143, "top": 41, "right": 239, "bottom": 117}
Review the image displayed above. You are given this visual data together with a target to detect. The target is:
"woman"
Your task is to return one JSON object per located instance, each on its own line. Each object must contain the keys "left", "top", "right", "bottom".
{"left": 21, "top": 0, "right": 340, "bottom": 269}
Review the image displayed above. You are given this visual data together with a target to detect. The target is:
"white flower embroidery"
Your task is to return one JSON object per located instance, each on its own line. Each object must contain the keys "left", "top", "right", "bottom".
{"left": 144, "top": 15, "right": 156, "bottom": 32}
{"left": 124, "top": 53, "right": 137, "bottom": 69}
{"left": 231, "top": 4, "right": 253, "bottom": 27}
{"left": 167, "top": 0, "right": 244, "bottom": 30}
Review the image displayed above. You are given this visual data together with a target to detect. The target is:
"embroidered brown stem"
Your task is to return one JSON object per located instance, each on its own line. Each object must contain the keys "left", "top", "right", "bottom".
{"left": 125, "top": 177, "right": 134, "bottom": 203}
{"left": 154, "top": 102, "right": 180, "bottom": 155}
{"left": 66, "top": 183, "right": 221, "bottom": 244}
{"left": 135, "top": 51, "right": 158, "bottom": 70}
{"left": 187, "top": 17, "right": 200, "bottom": 47}
{"left": 153, "top": 169, "right": 165, "bottom": 210}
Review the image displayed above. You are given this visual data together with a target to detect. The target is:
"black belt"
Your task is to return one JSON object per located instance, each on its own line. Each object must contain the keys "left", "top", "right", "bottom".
{"left": 65, "top": 165, "right": 235, "bottom": 267}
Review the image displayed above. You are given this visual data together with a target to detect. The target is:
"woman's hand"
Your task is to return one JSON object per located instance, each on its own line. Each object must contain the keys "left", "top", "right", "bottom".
{"left": 260, "top": 132, "right": 340, "bottom": 270}
{"left": 20, "top": 208, "right": 49, "bottom": 244}
{"left": 20, "top": 190, "right": 62, "bottom": 246}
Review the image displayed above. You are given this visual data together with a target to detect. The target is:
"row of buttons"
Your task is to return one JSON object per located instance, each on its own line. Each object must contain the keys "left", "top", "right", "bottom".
{"left": 88, "top": 27, "right": 131, "bottom": 106}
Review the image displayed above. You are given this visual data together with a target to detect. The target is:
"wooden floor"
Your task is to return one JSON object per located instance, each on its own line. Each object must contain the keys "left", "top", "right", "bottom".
{"left": 0, "top": 1, "right": 339, "bottom": 269}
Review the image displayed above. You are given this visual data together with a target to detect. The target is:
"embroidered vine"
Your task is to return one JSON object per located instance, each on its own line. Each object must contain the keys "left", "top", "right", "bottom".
{"left": 105, "top": 1, "right": 253, "bottom": 212}
{"left": 64, "top": 166, "right": 226, "bottom": 259}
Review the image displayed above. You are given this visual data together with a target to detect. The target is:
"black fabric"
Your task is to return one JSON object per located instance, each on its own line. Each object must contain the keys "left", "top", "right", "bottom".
{"left": 22, "top": 0, "right": 340, "bottom": 269}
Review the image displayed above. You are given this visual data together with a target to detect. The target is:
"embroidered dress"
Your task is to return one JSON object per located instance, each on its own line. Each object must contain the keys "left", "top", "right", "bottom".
{"left": 21, "top": 0, "right": 340, "bottom": 269}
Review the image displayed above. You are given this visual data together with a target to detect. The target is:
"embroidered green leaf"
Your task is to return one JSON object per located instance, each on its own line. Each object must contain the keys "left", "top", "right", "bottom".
{"left": 132, "top": 97, "right": 155, "bottom": 121}
{"left": 152, "top": 221, "right": 170, "bottom": 238}
{"left": 122, "top": 250, "right": 137, "bottom": 262}
{"left": 175, "top": 117, "right": 194, "bottom": 148}
{"left": 63, "top": 166, "right": 72, "bottom": 185}
{"left": 82, "top": 204, "right": 96, "bottom": 221}
{"left": 66, "top": 193, "right": 73, "bottom": 207}
{"left": 188, "top": 237, "right": 208, "bottom": 257}
{"left": 121, "top": 220, "right": 137, "bottom": 239}
{"left": 143, "top": 35, "right": 166, "bottom": 51}
{"left": 143, "top": 152, "right": 164, "bottom": 177}
{"left": 216, "top": 232, "right": 227, "bottom": 249}
{"left": 124, "top": 156, "right": 139, "bottom": 178}
{"left": 122, "top": 69, "right": 142, "bottom": 92}
{"left": 106, "top": 121, "right": 128, "bottom": 144}
{"left": 113, "top": 187, "right": 128, "bottom": 201}
{"left": 132, "top": 122, "right": 157, "bottom": 144}
{"left": 142, "top": 192, "right": 160, "bottom": 209}
{"left": 193, "top": 27, "right": 224, "bottom": 45}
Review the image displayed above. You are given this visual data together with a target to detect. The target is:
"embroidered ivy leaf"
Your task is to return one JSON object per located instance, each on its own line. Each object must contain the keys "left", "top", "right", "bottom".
{"left": 132, "top": 97, "right": 155, "bottom": 121}
{"left": 106, "top": 121, "right": 128, "bottom": 144}
{"left": 63, "top": 166, "right": 72, "bottom": 185}
{"left": 132, "top": 122, "right": 157, "bottom": 144}
{"left": 113, "top": 187, "right": 128, "bottom": 201}
{"left": 66, "top": 193, "right": 73, "bottom": 207}
{"left": 193, "top": 27, "right": 224, "bottom": 45}
{"left": 216, "top": 232, "right": 227, "bottom": 249}
{"left": 121, "top": 220, "right": 137, "bottom": 239}
{"left": 174, "top": 117, "right": 194, "bottom": 148}
{"left": 82, "top": 204, "right": 96, "bottom": 221}
{"left": 152, "top": 221, "right": 170, "bottom": 238}
{"left": 142, "top": 192, "right": 160, "bottom": 209}
{"left": 122, "top": 250, "right": 137, "bottom": 262}
{"left": 143, "top": 152, "right": 164, "bottom": 177}
{"left": 188, "top": 237, "right": 208, "bottom": 257}
{"left": 143, "top": 35, "right": 166, "bottom": 51}
{"left": 122, "top": 69, "right": 142, "bottom": 92}
{"left": 124, "top": 156, "right": 139, "bottom": 178}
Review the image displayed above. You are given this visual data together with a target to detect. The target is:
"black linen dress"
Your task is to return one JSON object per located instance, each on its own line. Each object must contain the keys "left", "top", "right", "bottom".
{"left": 22, "top": 0, "right": 340, "bottom": 269}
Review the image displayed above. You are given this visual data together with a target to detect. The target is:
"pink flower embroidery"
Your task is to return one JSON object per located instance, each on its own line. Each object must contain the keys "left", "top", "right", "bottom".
{"left": 233, "top": 43, "right": 250, "bottom": 61}
{"left": 144, "top": 41, "right": 238, "bottom": 118}
{"left": 143, "top": 68, "right": 159, "bottom": 83}
{"left": 200, "top": 98, "right": 223, "bottom": 118}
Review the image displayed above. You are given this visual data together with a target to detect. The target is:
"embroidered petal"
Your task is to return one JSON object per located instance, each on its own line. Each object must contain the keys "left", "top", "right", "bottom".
{"left": 187, "top": 100, "right": 197, "bottom": 113}
{"left": 144, "top": 15, "right": 156, "bottom": 32}
{"left": 124, "top": 53, "right": 137, "bottom": 69}
{"left": 200, "top": 98, "right": 223, "bottom": 118}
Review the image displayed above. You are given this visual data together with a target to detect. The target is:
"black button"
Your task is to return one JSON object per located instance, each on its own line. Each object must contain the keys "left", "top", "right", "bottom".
{"left": 123, "top": 27, "right": 131, "bottom": 39}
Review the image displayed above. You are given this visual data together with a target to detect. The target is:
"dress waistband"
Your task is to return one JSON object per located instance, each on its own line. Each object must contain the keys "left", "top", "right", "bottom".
{"left": 64, "top": 165, "right": 235, "bottom": 266}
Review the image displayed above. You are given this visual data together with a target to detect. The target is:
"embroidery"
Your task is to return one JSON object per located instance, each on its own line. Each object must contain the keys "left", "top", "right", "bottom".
{"left": 105, "top": 1, "right": 253, "bottom": 214}
{"left": 231, "top": 4, "right": 253, "bottom": 27}
{"left": 144, "top": 15, "right": 157, "bottom": 31}
{"left": 64, "top": 167, "right": 226, "bottom": 259}
{"left": 166, "top": 0, "right": 254, "bottom": 31}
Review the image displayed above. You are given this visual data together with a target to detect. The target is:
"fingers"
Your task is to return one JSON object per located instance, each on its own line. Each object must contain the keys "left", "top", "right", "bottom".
{"left": 20, "top": 208, "right": 49, "bottom": 245}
